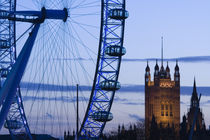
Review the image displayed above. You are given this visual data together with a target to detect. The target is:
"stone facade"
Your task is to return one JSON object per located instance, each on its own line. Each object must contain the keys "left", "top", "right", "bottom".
{"left": 145, "top": 61, "right": 180, "bottom": 139}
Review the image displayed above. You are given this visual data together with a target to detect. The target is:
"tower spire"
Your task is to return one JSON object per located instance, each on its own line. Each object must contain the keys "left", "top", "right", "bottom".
{"left": 193, "top": 77, "right": 197, "bottom": 94}
{"left": 191, "top": 77, "right": 199, "bottom": 108}
{"left": 161, "top": 36, "right": 163, "bottom": 66}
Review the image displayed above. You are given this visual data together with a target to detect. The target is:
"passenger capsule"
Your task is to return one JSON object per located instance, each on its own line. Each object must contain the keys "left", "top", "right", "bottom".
{"left": 0, "top": 40, "right": 9, "bottom": 49}
{"left": 109, "top": 9, "right": 129, "bottom": 20}
{"left": 0, "top": 68, "right": 9, "bottom": 78}
{"left": 91, "top": 111, "right": 113, "bottom": 122}
{"left": 99, "top": 80, "right": 120, "bottom": 91}
{"left": 105, "top": 45, "right": 126, "bottom": 56}
{"left": 4, "top": 120, "right": 22, "bottom": 129}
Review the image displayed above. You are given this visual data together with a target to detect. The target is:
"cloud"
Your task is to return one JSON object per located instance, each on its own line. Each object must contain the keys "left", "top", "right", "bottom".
{"left": 114, "top": 96, "right": 144, "bottom": 105}
{"left": 45, "top": 113, "right": 54, "bottom": 119}
{"left": 51, "top": 55, "right": 210, "bottom": 63}
{"left": 20, "top": 82, "right": 91, "bottom": 92}
{"left": 114, "top": 96, "right": 129, "bottom": 102}
{"left": 128, "top": 114, "right": 144, "bottom": 121}
{"left": 200, "top": 100, "right": 210, "bottom": 106}
{"left": 20, "top": 82, "right": 210, "bottom": 96}
{"left": 181, "top": 86, "right": 210, "bottom": 96}
{"left": 53, "top": 57, "right": 89, "bottom": 61}
{"left": 122, "top": 55, "right": 210, "bottom": 63}
{"left": 23, "top": 95, "right": 88, "bottom": 103}
{"left": 180, "top": 101, "right": 186, "bottom": 105}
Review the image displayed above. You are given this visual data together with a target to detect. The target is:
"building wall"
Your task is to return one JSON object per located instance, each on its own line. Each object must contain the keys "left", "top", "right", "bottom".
{"left": 145, "top": 63, "right": 180, "bottom": 139}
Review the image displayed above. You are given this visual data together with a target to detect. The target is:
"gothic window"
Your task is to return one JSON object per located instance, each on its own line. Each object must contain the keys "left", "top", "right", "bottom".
{"left": 166, "top": 111, "right": 168, "bottom": 116}
{"left": 161, "top": 104, "right": 164, "bottom": 116}
{"left": 170, "top": 104, "right": 173, "bottom": 116}
{"left": 161, "top": 104, "right": 164, "bottom": 110}
{"left": 193, "top": 101, "right": 197, "bottom": 107}
{"left": 166, "top": 105, "right": 168, "bottom": 110}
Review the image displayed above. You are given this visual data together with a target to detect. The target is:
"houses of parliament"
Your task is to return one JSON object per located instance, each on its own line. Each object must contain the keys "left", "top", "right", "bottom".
{"left": 144, "top": 38, "right": 207, "bottom": 140}
{"left": 145, "top": 59, "right": 180, "bottom": 139}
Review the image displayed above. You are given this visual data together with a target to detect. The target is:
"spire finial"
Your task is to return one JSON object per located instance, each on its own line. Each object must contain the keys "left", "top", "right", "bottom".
{"left": 192, "top": 77, "right": 197, "bottom": 96}
{"left": 193, "top": 77, "right": 196, "bottom": 91}
{"left": 146, "top": 60, "right": 150, "bottom": 72}
{"left": 161, "top": 36, "right": 163, "bottom": 66}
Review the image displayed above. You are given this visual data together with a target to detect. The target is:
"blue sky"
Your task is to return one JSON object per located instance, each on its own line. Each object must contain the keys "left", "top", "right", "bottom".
{"left": 16, "top": 0, "right": 210, "bottom": 86}
{"left": 118, "top": 0, "right": 210, "bottom": 87}
{"left": 125, "top": 0, "right": 210, "bottom": 59}
{"left": 8, "top": 0, "right": 210, "bottom": 137}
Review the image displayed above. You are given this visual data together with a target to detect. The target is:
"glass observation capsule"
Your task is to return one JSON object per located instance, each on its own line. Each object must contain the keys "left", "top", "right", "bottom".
{"left": 105, "top": 45, "right": 126, "bottom": 56}
{"left": 0, "top": 68, "right": 9, "bottom": 78}
{"left": 99, "top": 80, "right": 121, "bottom": 91}
{"left": 4, "top": 120, "right": 22, "bottom": 129}
{"left": 109, "top": 9, "right": 129, "bottom": 20}
{"left": 91, "top": 111, "right": 113, "bottom": 122}
{"left": 0, "top": 39, "right": 9, "bottom": 49}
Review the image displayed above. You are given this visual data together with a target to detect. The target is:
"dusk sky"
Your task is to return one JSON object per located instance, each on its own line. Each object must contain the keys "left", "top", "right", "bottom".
{"left": 122, "top": 0, "right": 210, "bottom": 86}
{"left": 5, "top": 0, "right": 210, "bottom": 138}
{"left": 126, "top": 0, "right": 210, "bottom": 58}
{"left": 17, "top": 0, "right": 210, "bottom": 86}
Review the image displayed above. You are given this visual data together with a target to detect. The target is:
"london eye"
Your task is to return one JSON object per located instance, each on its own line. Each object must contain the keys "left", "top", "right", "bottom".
{"left": 0, "top": 0, "right": 128, "bottom": 139}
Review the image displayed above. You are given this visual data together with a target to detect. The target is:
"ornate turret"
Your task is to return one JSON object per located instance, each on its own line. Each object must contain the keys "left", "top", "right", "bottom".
{"left": 166, "top": 62, "right": 170, "bottom": 79}
{"left": 145, "top": 61, "right": 151, "bottom": 86}
{"left": 174, "top": 60, "right": 180, "bottom": 87}
{"left": 191, "top": 78, "right": 199, "bottom": 108}
{"left": 155, "top": 60, "right": 159, "bottom": 71}
{"left": 154, "top": 60, "right": 159, "bottom": 86}
{"left": 159, "top": 65, "right": 165, "bottom": 79}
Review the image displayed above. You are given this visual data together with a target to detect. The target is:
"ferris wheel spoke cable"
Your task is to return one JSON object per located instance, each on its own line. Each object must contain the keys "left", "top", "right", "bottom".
{"left": 67, "top": 21, "right": 98, "bottom": 57}
{"left": 31, "top": 19, "right": 79, "bottom": 133}
{"left": 70, "top": 0, "right": 96, "bottom": 10}
{"left": 26, "top": 21, "right": 60, "bottom": 113}
{"left": 0, "top": 0, "right": 128, "bottom": 138}
{"left": 70, "top": 13, "right": 100, "bottom": 19}
{"left": 71, "top": 20, "right": 99, "bottom": 40}
{"left": 65, "top": 23, "right": 95, "bottom": 81}
{"left": 49, "top": 24, "right": 69, "bottom": 135}
{"left": 58, "top": 23, "right": 71, "bottom": 132}
{"left": 70, "top": 19, "right": 99, "bottom": 29}
{"left": 27, "top": 36, "right": 59, "bottom": 128}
